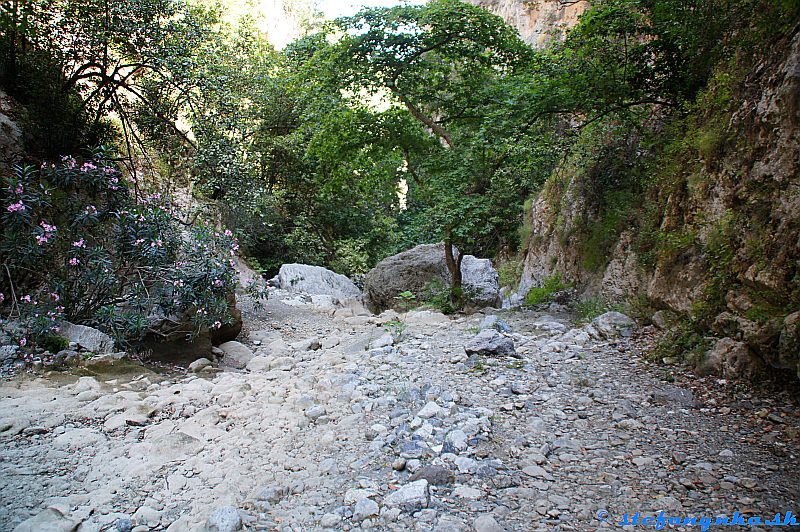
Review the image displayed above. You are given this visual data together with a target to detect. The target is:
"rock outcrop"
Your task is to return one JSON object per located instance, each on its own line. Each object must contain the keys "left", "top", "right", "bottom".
{"left": 363, "top": 243, "right": 501, "bottom": 313}
{"left": 0, "top": 89, "right": 24, "bottom": 174}
{"left": 514, "top": 30, "right": 800, "bottom": 380}
{"left": 465, "top": 0, "right": 586, "bottom": 48}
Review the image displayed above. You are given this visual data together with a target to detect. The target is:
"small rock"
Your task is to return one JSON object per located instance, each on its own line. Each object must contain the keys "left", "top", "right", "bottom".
{"left": 116, "top": 518, "right": 133, "bottom": 532}
{"left": 353, "top": 498, "right": 379, "bottom": 522}
{"left": 370, "top": 333, "right": 394, "bottom": 349}
{"left": 219, "top": 341, "right": 254, "bottom": 369}
{"left": 320, "top": 513, "right": 340, "bottom": 527}
{"left": 392, "top": 457, "right": 407, "bottom": 471}
{"left": 586, "top": 312, "right": 636, "bottom": 339}
{"left": 521, "top": 465, "right": 554, "bottom": 481}
{"left": 60, "top": 322, "right": 115, "bottom": 353}
{"left": 290, "top": 337, "right": 322, "bottom": 351}
{"left": 465, "top": 329, "right": 517, "bottom": 358}
{"left": 188, "top": 358, "right": 212, "bottom": 373}
{"left": 473, "top": 514, "right": 505, "bottom": 532}
{"left": 417, "top": 401, "right": 443, "bottom": 419}
{"left": 479, "top": 315, "right": 512, "bottom": 334}
{"left": 245, "top": 356, "right": 271, "bottom": 372}
{"left": 410, "top": 465, "right": 455, "bottom": 486}
{"left": 383, "top": 479, "right": 429, "bottom": 511}
{"left": 453, "top": 486, "right": 483, "bottom": 500}
{"left": 305, "top": 405, "right": 327, "bottom": 420}
{"left": 256, "top": 485, "right": 288, "bottom": 505}
{"left": 445, "top": 429, "right": 468, "bottom": 452}
{"left": 205, "top": 506, "right": 242, "bottom": 532}
{"left": 12, "top": 508, "right": 79, "bottom": 532}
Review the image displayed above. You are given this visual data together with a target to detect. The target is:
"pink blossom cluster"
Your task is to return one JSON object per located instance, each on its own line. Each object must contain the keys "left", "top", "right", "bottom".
{"left": 6, "top": 200, "right": 25, "bottom": 213}
{"left": 35, "top": 221, "right": 57, "bottom": 245}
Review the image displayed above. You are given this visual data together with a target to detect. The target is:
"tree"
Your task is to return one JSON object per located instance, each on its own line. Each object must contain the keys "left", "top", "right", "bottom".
{"left": 0, "top": 0, "right": 220, "bottom": 165}
{"left": 311, "top": 0, "right": 550, "bottom": 305}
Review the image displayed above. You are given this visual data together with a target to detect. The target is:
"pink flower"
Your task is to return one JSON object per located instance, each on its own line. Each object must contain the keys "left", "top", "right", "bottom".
{"left": 80, "top": 161, "right": 97, "bottom": 172}
{"left": 224, "top": 229, "right": 233, "bottom": 237}
{"left": 14, "top": 184, "right": 23, "bottom": 194}
{"left": 213, "top": 279, "right": 224, "bottom": 288}
{"left": 6, "top": 201, "right": 25, "bottom": 213}
{"left": 0, "top": 293, "right": 4, "bottom": 303}
{"left": 69, "top": 258, "right": 80, "bottom": 266}
{"left": 73, "top": 238, "right": 85, "bottom": 248}
{"left": 50, "top": 292, "right": 60, "bottom": 301}
{"left": 20, "top": 295, "right": 32, "bottom": 303}
{"left": 35, "top": 235, "right": 49, "bottom": 245}
{"left": 19, "top": 338, "right": 26, "bottom": 347}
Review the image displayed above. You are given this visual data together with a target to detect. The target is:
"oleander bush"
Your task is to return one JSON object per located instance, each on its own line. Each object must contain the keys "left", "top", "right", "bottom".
{"left": 0, "top": 150, "right": 262, "bottom": 349}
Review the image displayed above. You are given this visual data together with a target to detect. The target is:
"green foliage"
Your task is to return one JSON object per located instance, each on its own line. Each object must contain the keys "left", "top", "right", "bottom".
{"left": 421, "top": 279, "right": 457, "bottom": 315}
{"left": 41, "top": 334, "right": 70, "bottom": 354}
{"left": 524, "top": 274, "right": 571, "bottom": 306}
{"left": 384, "top": 319, "right": 408, "bottom": 343}
{"left": 394, "top": 291, "right": 417, "bottom": 313}
{"left": 497, "top": 260, "right": 524, "bottom": 289}
{"left": 652, "top": 318, "right": 712, "bottom": 366}
{"left": 573, "top": 297, "right": 624, "bottom": 323}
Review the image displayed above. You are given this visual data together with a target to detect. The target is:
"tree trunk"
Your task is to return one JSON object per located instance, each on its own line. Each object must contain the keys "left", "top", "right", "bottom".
{"left": 443, "top": 238, "right": 463, "bottom": 309}
{"left": 388, "top": 86, "right": 454, "bottom": 149}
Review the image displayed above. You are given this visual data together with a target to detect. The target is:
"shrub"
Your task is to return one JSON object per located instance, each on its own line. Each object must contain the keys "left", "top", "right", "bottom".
{"left": 497, "top": 259, "right": 523, "bottom": 289}
{"left": 524, "top": 274, "right": 571, "bottom": 306}
{"left": 0, "top": 151, "right": 264, "bottom": 350}
{"left": 573, "top": 297, "right": 623, "bottom": 323}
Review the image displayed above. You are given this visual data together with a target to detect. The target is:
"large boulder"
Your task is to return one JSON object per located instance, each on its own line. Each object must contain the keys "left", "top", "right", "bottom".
{"left": 140, "top": 293, "right": 242, "bottom": 361}
{"left": 363, "top": 243, "right": 501, "bottom": 313}
{"left": 697, "top": 338, "right": 765, "bottom": 380}
{"left": 60, "top": 322, "right": 115, "bottom": 354}
{"left": 277, "top": 264, "right": 361, "bottom": 301}
{"left": 586, "top": 312, "right": 637, "bottom": 340}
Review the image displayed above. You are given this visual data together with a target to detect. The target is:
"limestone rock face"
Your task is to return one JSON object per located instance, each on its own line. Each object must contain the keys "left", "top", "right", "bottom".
{"left": 363, "top": 243, "right": 501, "bottom": 313}
{"left": 465, "top": 0, "right": 586, "bottom": 48}
{"left": 513, "top": 31, "right": 800, "bottom": 381}
{"left": 277, "top": 264, "right": 361, "bottom": 301}
{"left": 0, "top": 89, "right": 24, "bottom": 173}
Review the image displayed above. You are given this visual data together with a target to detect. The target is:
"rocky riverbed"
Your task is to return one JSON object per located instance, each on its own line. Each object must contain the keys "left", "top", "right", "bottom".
{"left": 1, "top": 290, "right": 799, "bottom": 531}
